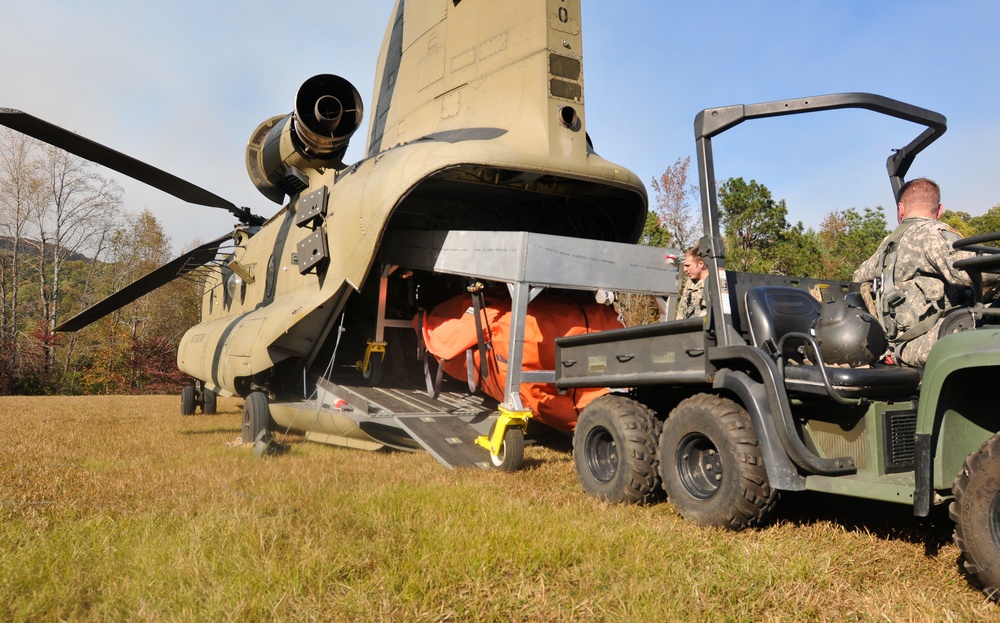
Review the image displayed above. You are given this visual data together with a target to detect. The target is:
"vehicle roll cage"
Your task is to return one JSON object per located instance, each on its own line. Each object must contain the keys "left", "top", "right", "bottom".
{"left": 692, "top": 92, "right": 948, "bottom": 348}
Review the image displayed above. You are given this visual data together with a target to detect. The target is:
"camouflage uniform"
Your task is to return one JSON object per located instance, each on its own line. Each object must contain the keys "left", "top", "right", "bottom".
{"left": 853, "top": 216, "right": 981, "bottom": 366}
{"left": 676, "top": 277, "right": 707, "bottom": 320}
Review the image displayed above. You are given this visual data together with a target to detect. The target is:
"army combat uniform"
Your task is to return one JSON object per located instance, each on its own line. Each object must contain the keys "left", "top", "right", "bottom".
{"left": 854, "top": 216, "right": 985, "bottom": 366}
{"left": 676, "top": 277, "right": 707, "bottom": 320}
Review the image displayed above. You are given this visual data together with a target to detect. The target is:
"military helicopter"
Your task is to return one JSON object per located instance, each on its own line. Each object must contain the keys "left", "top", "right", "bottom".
{"left": 1, "top": 0, "right": 675, "bottom": 468}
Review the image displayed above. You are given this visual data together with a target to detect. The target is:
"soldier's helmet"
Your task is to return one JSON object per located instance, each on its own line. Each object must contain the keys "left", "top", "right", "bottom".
{"left": 812, "top": 293, "right": 887, "bottom": 367}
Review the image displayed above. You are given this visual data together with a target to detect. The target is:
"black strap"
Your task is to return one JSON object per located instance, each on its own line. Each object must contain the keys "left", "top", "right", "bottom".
{"left": 470, "top": 290, "right": 490, "bottom": 381}
{"left": 422, "top": 349, "right": 445, "bottom": 399}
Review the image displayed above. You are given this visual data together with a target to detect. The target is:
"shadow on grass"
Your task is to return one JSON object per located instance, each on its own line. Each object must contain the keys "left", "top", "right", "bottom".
{"left": 773, "top": 490, "right": 954, "bottom": 556}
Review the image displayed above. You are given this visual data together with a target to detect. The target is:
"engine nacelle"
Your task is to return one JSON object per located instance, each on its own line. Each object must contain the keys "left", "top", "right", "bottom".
{"left": 246, "top": 74, "right": 364, "bottom": 204}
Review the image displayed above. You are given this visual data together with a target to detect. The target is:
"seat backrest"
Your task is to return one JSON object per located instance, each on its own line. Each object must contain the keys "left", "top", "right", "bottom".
{"left": 745, "top": 286, "right": 822, "bottom": 348}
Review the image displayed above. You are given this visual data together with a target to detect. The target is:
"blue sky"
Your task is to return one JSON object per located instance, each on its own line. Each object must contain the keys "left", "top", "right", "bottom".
{"left": 3, "top": 1, "right": 999, "bottom": 253}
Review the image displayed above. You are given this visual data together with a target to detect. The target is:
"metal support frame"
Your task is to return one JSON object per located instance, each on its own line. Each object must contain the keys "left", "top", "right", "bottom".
{"left": 375, "top": 229, "right": 681, "bottom": 462}
{"left": 502, "top": 281, "right": 545, "bottom": 412}
{"left": 378, "top": 229, "right": 680, "bottom": 408}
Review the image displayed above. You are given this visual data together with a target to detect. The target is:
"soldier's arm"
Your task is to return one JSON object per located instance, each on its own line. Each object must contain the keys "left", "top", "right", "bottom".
{"left": 853, "top": 245, "right": 884, "bottom": 283}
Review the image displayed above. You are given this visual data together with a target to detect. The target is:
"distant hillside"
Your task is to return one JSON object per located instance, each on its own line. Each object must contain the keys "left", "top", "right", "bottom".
{"left": 0, "top": 236, "right": 95, "bottom": 263}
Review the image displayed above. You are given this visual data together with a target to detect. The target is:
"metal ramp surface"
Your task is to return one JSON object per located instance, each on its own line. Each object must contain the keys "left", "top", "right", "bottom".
{"left": 332, "top": 381, "right": 499, "bottom": 469}
{"left": 393, "top": 414, "right": 493, "bottom": 469}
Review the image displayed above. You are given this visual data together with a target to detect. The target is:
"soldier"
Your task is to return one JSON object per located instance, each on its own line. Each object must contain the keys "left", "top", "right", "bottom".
{"left": 677, "top": 245, "right": 710, "bottom": 320}
{"left": 853, "top": 178, "right": 992, "bottom": 366}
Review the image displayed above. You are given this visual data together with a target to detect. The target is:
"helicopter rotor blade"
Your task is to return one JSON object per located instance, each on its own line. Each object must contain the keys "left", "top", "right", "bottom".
{"left": 55, "top": 233, "right": 232, "bottom": 333}
{"left": 0, "top": 108, "right": 262, "bottom": 225}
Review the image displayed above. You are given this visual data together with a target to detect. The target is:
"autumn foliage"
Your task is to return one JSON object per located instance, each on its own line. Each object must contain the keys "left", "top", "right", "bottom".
{"left": 1, "top": 130, "right": 199, "bottom": 395}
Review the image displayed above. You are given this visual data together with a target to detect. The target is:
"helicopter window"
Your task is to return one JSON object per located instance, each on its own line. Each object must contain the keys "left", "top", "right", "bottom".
{"left": 221, "top": 265, "right": 233, "bottom": 309}
{"left": 265, "top": 254, "right": 276, "bottom": 300}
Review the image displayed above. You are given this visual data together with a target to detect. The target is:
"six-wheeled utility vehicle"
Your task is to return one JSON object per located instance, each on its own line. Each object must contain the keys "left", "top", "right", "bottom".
{"left": 556, "top": 93, "right": 1000, "bottom": 600}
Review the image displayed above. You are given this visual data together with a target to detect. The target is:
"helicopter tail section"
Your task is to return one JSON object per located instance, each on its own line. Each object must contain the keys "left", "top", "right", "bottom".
{"left": 367, "top": 0, "right": 589, "bottom": 164}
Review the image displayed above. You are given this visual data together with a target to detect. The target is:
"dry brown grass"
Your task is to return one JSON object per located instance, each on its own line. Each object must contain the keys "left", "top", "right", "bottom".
{"left": 0, "top": 395, "right": 997, "bottom": 621}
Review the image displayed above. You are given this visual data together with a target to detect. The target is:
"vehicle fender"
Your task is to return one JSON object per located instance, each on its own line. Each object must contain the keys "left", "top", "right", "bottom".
{"left": 918, "top": 328, "right": 1000, "bottom": 491}
{"left": 712, "top": 368, "right": 805, "bottom": 491}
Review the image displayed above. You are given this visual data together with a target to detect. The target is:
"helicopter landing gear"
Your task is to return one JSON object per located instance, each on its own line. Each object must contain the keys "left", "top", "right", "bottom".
{"left": 181, "top": 381, "right": 217, "bottom": 415}
{"left": 202, "top": 386, "right": 217, "bottom": 415}
{"left": 242, "top": 391, "right": 272, "bottom": 444}
{"left": 181, "top": 385, "right": 196, "bottom": 416}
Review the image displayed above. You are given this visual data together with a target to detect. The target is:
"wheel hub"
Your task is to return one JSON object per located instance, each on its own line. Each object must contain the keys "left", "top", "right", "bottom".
{"left": 676, "top": 432, "right": 723, "bottom": 500}
{"left": 585, "top": 426, "right": 618, "bottom": 484}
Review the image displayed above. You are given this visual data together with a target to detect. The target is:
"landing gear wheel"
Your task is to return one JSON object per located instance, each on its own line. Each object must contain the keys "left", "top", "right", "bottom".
{"left": 489, "top": 427, "right": 525, "bottom": 472}
{"left": 363, "top": 353, "right": 384, "bottom": 387}
{"left": 180, "top": 385, "right": 196, "bottom": 416}
{"left": 242, "top": 391, "right": 272, "bottom": 445}
{"left": 202, "top": 388, "right": 217, "bottom": 415}
{"left": 658, "top": 393, "right": 777, "bottom": 529}
{"left": 951, "top": 431, "right": 1000, "bottom": 601}
{"left": 573, "top": 394, "right": 661, "bottom": 505}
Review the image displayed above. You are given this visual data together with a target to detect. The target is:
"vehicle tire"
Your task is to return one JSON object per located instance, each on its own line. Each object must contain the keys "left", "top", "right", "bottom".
{"left": 201, "top": 388, "right": 217, "bottom": 415}
{"left": 180, "top": 385, "right": 196, "bottom": 416}
{"left": 489, "top": 427, "right": 525, "bottom": 472}
{"left": 363, "top": 352, "right": 384, "bottom": 387}
{"left": 573, "top": 394, "right": 661, "bottom": 505}
{"left": 242, "top": 391, "right": 272, "bottom": 444}
{"left": 951, "top": 432, "right": 1000, "bottom": 601}
{"left": 658, "top": 393, "right": 777, "bottom": 529}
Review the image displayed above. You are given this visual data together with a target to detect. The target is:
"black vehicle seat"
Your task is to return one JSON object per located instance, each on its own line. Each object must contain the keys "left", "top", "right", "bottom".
{"left": 745, "top": 286, "right": 921, "bottom": 399}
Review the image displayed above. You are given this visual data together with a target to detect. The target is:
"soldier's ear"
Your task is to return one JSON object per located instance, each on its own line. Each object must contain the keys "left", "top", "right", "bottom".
{"left": 935, "top": 203, "right": 944, "bottom": 219}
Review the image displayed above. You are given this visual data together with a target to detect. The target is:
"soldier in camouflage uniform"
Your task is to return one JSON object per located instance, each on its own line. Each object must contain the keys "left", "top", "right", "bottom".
{"left": 854, "top": 178, "right": 993, "bottom": 366}
{"left": 676, "top": 245, "right": 709, "bottom": 320}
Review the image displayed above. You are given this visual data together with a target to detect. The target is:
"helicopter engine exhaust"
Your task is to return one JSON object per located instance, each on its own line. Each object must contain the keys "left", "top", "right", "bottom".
{"left": 246, "top": 74, "right": 364, "bottom": 204}
{"left": 293, "top": 75, "right": 363, "bottom": 157}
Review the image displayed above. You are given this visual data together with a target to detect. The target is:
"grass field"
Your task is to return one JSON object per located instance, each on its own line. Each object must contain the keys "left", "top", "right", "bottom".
{"left": 1, "top": 395, "right": 997, "bottom": 622}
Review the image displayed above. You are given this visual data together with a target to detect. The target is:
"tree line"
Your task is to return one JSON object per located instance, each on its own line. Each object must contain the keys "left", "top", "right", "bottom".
{"left": 0, "top": 129, "right": 200, "bottom": 394}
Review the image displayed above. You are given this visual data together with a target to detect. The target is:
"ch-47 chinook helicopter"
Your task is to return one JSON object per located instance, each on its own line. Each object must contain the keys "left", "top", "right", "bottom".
{"left": 1, "top": 0, "right": 676, "bottom": 469}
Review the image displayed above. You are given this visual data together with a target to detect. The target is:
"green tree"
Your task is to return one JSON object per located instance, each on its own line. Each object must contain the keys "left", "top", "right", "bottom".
{"left": 718, "top": 177, "right": 789, "bottom": 272}
{"left": 818, "top": 207, "right": 888, "bottom": 280}
{"left": 772, "top": 224, "right": 824, "bottom": 277}
{"left": 638, "top": 210, "right": 670, "bottom": 247}
{"left": 969, "top": 205, "right": 1000, "bottom": 237}
{"left": 941, "top": 209, "right": 975, "bottom": 238}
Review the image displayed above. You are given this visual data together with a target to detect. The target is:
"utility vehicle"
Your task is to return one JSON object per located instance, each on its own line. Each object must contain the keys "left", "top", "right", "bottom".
{"left": 556, "top": 93, "right": 1000, "bottom": 600}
